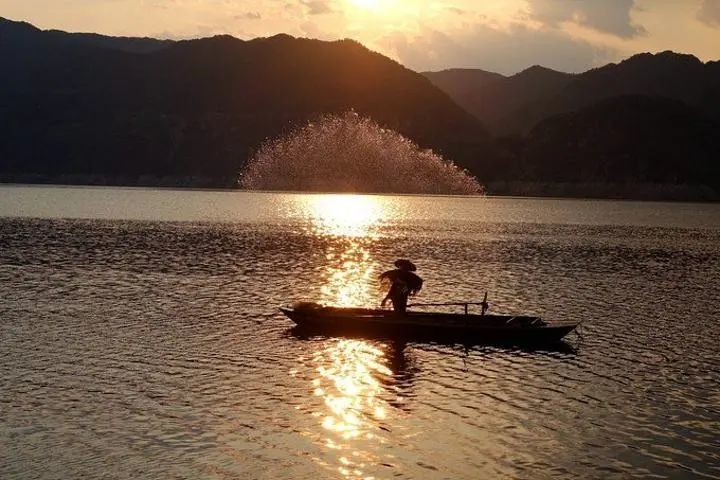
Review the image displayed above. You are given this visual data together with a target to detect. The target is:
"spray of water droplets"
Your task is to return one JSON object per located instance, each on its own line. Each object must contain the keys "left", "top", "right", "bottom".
{"left": 239, "top": 111, "right": 484, "bottom": 195}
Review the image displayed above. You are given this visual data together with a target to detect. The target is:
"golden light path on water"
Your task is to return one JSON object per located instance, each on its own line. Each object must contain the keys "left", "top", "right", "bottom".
{"left": 295, "top": 195, "right": 399, "bottom": 479}
{"left": 302, "top": 194, "right": 384, "bottom": 307}
{"left": 301, "top": 194, "right": 384, "bottom": 239}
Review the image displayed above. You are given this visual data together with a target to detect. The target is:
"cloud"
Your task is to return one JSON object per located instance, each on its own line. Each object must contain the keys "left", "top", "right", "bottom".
{"left": 300, "top": 0, "right": 333, "bottom": 15}
{"left": 697, "top": 0, "right": 720, "bottom": 27}
{"left": 300, "top": 20, "right": 321, "bottom": 37}
{"left": 236, "top": 12, "right": 262, "bottom": 20}
{"left": 446, "top": 7, "right": 466, "bottom": 16}
{"left": 526, "top": 0, "right": 645, "bottom": 38}
{"left": 379, "top": 22, "right": 615, "bottom": 75}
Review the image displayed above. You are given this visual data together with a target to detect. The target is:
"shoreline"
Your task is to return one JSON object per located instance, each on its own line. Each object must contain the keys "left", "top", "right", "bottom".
{"left": 1, "top": 175, "right": 718, "bottom": 203}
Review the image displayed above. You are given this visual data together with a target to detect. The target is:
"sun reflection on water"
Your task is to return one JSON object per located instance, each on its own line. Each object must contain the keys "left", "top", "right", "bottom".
{"left": 311, "top": 339, "right": 393, "bottom": 479}
{"left": 300, "top": 194, "right": 388, "bottom": 308}
{"left": 301, "top": 194, "right": 384, "bottom": 239}
{"left": 295, "top": 194, "right": 399, "bottom": 478}
{"left": 320, "top": 243, "right": 377, "bottom": 308}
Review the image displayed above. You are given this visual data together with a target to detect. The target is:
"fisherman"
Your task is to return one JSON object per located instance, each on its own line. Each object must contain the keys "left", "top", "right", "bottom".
{"left": 380, "top": 259, "right": 423, "bottom": 313}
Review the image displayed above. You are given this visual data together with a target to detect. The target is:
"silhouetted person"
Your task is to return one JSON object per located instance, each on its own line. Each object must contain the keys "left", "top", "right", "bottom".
{"left": 380, "top": 259, "right": 423, "bottom": 313}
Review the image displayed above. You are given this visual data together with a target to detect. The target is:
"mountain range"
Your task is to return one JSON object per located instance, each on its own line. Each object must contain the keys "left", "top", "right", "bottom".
{"left": 0, "top": 17, "right": 488, "bottom": 182}
{"left": 1, "top": 17, "right": 719, "bottom": 198}
{"left": 425, "top": 53, "right": 720, "bottom": 193}
{"left": 424, "top": 52, "right": 720, "bottom": 137}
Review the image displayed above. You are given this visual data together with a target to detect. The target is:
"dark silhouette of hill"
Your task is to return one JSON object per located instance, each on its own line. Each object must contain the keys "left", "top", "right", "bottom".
{"left": 507, "top": 95, "right": 720, "bottom": 189}
{"left": 0, "top": 17, "right": 173, "bottom": 53}
{"left": 422, "top": 68, "right": 505, "bottom": 106}
{"left": 45, "top": 30, "right": 174, "bottom": 53}
{"left": 424, "top": 65, "right": 574, "bottom": 134}
{"left": 0, "top": 17, "right": 490, "bottom": 182}
{"left": 425, "top": 52, "right": 720, "bottom": 135}
{"left": 426, "top": 55, "right": 720, "bottom": 198}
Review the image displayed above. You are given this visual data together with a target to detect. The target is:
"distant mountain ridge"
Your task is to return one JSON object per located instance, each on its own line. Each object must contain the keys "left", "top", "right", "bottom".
{"left": 422, "top": 68, "right": 505, "bottom": 101}
{"left": 425, "top": 50, "right": 720, "bottom": 196}
{"left": 0, "top": 17, "right": 489, "bottom": 181}
{"left": 424, "top": 65, "right": 573, "bottom": 134}
{"left": 0, "top": 18, "right": 172, "bottom": 58}
{"left": 424, "top": 51, "right": 720, "bottom": 135}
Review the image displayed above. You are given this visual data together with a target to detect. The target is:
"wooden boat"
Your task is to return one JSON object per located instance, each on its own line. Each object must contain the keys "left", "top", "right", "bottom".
{"left": 280, "top": 303, "right": 578, "bottom": 345}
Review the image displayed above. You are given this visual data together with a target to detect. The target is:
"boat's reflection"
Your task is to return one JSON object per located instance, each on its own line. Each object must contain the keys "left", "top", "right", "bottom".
{"left": 289, "top": 324, "right": 578, "bottom": 355}
{"left": 290, "top": 326, "right": 577, "bottom": 405}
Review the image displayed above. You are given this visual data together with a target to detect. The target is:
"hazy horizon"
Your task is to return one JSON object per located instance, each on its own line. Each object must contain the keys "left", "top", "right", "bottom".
{"left": 2, "top": 0, "right": 720, "bottom": 75}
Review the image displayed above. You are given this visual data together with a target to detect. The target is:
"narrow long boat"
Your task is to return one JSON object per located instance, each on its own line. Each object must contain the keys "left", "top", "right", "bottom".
{"left": 280, "top": 303, "right": 578, "bottom": 345}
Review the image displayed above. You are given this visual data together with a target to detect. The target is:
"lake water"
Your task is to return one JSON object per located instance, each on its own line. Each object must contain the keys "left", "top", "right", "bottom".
{"left": 1, "top": 185, "right": 719, "bottom": 479}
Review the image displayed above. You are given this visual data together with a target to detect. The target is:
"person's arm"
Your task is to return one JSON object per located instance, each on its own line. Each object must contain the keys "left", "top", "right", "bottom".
{"left": 379, "top": 271, "right": 392, "bottom": 307}
{"left": 381, "top": 290, "right": 393, "bottom": 307}
{"left": 409, "top": 275, "right": 424, "bottom": 296}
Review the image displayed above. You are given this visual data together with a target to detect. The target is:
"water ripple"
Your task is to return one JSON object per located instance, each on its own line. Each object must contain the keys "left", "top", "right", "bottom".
{"left": 1, "top": 191, "right": 719, "bottom": 479}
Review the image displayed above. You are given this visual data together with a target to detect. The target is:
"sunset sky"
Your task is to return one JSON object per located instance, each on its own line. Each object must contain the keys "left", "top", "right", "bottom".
{"left": 2, "top": 0, "right": 719, "bottom": 74}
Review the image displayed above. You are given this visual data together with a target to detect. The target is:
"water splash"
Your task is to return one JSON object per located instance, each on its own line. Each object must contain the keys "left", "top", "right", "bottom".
{"left": 240, "top": 111, "right": 484, "bottom": 195}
